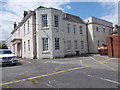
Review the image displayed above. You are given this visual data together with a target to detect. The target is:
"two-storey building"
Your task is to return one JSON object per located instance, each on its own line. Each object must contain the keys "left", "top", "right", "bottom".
{"left": 84, "top": 16, "right": 113, "bottom": 53}
{"left": 10, "top": 6, "right": 88, "bottom": 59}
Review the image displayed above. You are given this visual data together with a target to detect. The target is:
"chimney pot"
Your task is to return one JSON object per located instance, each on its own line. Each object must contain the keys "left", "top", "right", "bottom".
{"left": 14, "top": 22, "right": 17, "bottom": 29}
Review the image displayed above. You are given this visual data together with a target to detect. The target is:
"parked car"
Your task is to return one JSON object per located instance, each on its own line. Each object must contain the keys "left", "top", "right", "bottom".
{"left": 0, "top": 49, "right": 17, "bottom": 65}
{"left": 98, "top": 45, "right": 108, "bottom": 55}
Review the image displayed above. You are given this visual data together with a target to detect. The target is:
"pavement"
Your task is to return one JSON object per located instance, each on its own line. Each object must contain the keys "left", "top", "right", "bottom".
{"left": 1, "top": 54, "right": 119, "bottom": 89}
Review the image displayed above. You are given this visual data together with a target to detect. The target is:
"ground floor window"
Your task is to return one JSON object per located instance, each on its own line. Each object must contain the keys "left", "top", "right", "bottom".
{"left": 74, "top": 40, "right": 78, "bottom": 49}
{"left": 55, "top": 38, "right": 60, "bottom": 50}
{"left": 28, "top": 40, "right": 30, "bottom": 51}
{"left": 67, "top": 40, "right": 71, "bottom": 50}
{"left": 81, "top": 41, "right": 84, "bottom": 49}
{"left": 97, "top": 40, "right": 100, "bottom": 46}
{"left": 42, "top": 38, "right": 48, "bottom": 51}
{"left": 24, "top": 41, "right": 26, "bottom": 53}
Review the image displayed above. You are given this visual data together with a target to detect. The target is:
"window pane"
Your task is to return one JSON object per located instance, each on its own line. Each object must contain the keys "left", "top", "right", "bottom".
{"left": 42, "top": 15, "right": 48, "bottom": 27}
{"left": 73, "top": 25, "right": 76, "bottom": 33}
{"left": 43, "top": 38, "right": 48, "bottom": 51}
{"left": 74, "top": 40, "right": 78, "bottom": 49}
{"left": 68, "top": 24, "right": 70, "bottom": 33}
{"left": 81, "top": 41, "right": 84, "bottom": 49}
{"left": 55, "top": 38, "right": 60, "bottom": 50}
{"left": 54, "top": 15, "right": 59, "bottom": 27}
{"left": 67, "top": 40, "right": 71, "bottom": 50}
{"left": 80, "top": 26, "right": 82, "bottom": 34}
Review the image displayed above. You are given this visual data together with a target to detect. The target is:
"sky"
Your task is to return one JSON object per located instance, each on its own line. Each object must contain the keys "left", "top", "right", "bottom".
{"left": 0, "top": 0, "right": 119, "bottom": 41}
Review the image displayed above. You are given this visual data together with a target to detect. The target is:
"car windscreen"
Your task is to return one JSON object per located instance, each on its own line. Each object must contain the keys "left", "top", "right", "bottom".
{"left": 0, "top": 50, "right": 12, "bottom": 54}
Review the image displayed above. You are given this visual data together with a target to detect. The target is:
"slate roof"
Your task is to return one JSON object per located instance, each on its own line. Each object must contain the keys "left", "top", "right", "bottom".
{"left": 63, "top": 13, "right": 85, "bottom": 24}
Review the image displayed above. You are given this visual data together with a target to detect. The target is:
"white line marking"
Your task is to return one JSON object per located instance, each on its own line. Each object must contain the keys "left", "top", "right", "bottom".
{"left": 88, "top": 75, "right": 120, "bottom": 85}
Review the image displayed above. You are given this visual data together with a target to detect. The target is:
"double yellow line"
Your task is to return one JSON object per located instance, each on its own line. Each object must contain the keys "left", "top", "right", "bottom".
{"left": 0, "top": 66, "right": 89, "bottom": 86}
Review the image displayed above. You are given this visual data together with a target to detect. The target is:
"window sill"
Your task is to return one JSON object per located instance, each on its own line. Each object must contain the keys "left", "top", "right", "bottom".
{"left": 53, "top": 27, "right": 60, "bottom": 30}
{"left": 41, "top": 27, "right": 49, "bottom": 30}
{"left": 67, "top": 50, "right": 71, "bottom": 52}
{"left": 42, "top": 51, "right": 50, "bottom": 54}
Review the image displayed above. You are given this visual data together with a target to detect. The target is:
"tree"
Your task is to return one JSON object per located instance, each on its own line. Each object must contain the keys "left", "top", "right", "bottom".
{"left": 0, "top": 44, "right": 8, "bottom": 49}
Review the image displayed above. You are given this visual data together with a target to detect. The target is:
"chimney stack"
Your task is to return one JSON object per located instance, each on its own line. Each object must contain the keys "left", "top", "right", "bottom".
{"left": 23, "top": 11, "right": 28, "bottom": 17}
{"left": 13, "top": 22, "right": 17, "bottom": 29}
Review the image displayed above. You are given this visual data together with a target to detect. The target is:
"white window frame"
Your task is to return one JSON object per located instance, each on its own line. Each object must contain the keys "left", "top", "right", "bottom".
{"left": 96, "top": 27, "right": 99, "bottom": 32}
{"left": 97, "top": 40, "right": 100, "bottom": 46}
{"left": 68, "top": 24, "right": 70, "bottom": 33}
{"left": 28, "top": 40, "right": 30, "bottom": 51}
{"left": 79, "top": 26, "right": 82, "bottom": 34}
{"left": 103, "top": 28, "right": 106, "bottom": 32}
{"left": 54, "top": 15, "right": 59, "bottom": 27}
{"left": 42, "top": 38, "right": 49, "bottom": 51}
{"left": 24, "top": 24, "right": 25, "bottom": 35}
{"left": 109, "top": 29, "right": 112, "bottom": 34}
{"left": 18, "top": 29, "right": 20, "bottom": 37}
{"left": 74, "top": 40, "right": 78, "bottom": 49}
{"left": 28, "top": 20, "right": 29, "bottom": 32}
{"left": 73, "top": 25, "right": 76, "bottom": 33}
{"left": 42, "top": 14, "right": 48, "bottom": 28}
{"left": 81, "top": 41, "right": 84, "bottom": 49}
{"left": 55, "top": 38, "right": 60, "bottom": 50}
{"left": 67, "top": 40, "right": 71, "bottom": 50}
{"left": 24, "top": 41, "right": 26, "bottom": 53}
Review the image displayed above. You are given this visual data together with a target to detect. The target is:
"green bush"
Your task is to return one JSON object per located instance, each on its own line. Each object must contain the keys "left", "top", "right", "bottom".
{"left": 0, "top": 44, "right": 8, "bottom": 49}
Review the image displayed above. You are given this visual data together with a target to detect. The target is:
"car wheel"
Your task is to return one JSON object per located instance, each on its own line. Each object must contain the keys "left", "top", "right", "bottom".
{"left": 13, "top": 63, "right": 17, "bottom": 65}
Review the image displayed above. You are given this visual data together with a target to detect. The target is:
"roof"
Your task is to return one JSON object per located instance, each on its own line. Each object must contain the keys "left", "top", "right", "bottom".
{"left": 11, "top": 11, "right": 35, "bottom": 34}
{"left": 11, "top": 6, "right": 85, "bottom": 34}
{"left": 63, "top": 13, "right": 85, "bottom": 24}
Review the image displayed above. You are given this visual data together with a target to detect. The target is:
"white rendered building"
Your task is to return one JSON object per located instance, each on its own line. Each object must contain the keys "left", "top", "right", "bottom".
{"left": 84, "top": 16, "right": 113, "bottom": 53}
{"left": 10, "top": 6, "right": 88, "bottom": 59}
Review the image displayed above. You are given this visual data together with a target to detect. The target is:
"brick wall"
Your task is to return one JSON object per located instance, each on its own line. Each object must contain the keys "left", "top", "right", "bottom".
{"left": 107, "top": 34, "right": 120, "bottom": 58}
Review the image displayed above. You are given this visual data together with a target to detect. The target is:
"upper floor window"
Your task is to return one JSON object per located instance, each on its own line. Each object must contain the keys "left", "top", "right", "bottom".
{"left": 79, "top": 26, "right": 82, "bottom": 34}
{"left": 55, "top": 38, "right": 60, "bottom": 50}
{"left": 42, "top": 38, "right": 48, "bottom": 51}
{"left": 28, "top": 20, "right": 29, "bottom": 32}
{"left": 54, "top": 15, "right": 59, "bottom": 27}
{"left": 42, "top": 14, "right": 48, "bottom": 27}
{"left": 73, "top": 25, "right": 76, "bottom": 33}
{"left": 109, "top": 29, "right": 112, "bottom": 34}
{"left": 96, "top": 27, "right": 99, "bottom": 32}
{"left": 18, "top": 29, "right": 20, "bottom": 36}
{"left": 103, "top": 28, "right": 106, "bottom": 32}
{"left": 24, "top": 24, "right": 25, "bottom": 35}
{"left": 68, "top": 24, "right": 70, "bottom": 33}
{"left": 74, "top": 40, "right": 78, "bottom": 49}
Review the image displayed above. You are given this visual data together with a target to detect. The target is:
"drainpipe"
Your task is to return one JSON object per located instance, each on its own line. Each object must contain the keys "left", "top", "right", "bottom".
{"left": 86, "top": 22, "right": 89, "bottom": 53}
{"left": 110, "top": 37, "right": 114, "bottom": 57}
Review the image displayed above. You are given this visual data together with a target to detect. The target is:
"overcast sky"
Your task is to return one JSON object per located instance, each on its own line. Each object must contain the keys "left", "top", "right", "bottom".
{"left": 0, "top": 0, "right": 119, "bottom": 41}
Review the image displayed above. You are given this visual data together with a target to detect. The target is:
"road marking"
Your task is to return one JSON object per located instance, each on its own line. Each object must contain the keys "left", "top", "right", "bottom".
{"left": 0, "top": 66, "right": 89, "bottom": 86}
{"left": 45, "top": 61, "right": 63, "bottom": 64}
{"left": 102, "top": 58, "right": 118, "bottom": 63}
{"left": 17, "top": 59, "right": 32, "bottom": 63}
{"left": 88, "top": 74, "right": 120, "bottom": 85}
{"left": 90, "top": 57, "right": 115, "bottom": 71}
{"left": 80, "top": 60, "right": 83, "bottom": 65}
{"left": 17, "top": 70, "right": 30, "bottom": 76}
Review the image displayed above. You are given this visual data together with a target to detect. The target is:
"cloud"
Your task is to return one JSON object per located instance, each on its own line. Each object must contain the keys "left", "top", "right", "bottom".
{"left": 0, "top": 0, "right": 70, "bottom": 40}
{"left": 100, "top": 2, "right": 118, "bottom": 25}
